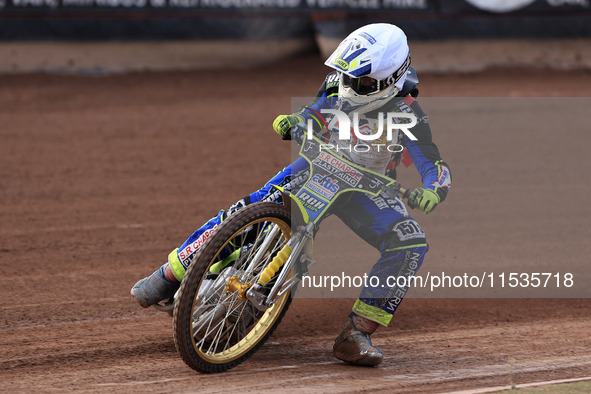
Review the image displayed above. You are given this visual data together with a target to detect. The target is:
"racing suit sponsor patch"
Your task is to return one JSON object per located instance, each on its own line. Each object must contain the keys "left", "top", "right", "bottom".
{"left": 313, "top": 151, "right": 362, "bottom": 187}
{"left": 179, "top": 224, "right": 218, "bottom": 265}
{"left": 433, "top": 164, "right": 451, "bottom": 189}
{"left": 307, "top": 174, "right": 340, "bottom": 199}
{"left": 298, "top": 190, "right": 328, "bottom": 213}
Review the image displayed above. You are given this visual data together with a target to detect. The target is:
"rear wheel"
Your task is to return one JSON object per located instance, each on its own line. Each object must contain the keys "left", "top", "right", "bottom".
{"left": 173, "top": 202, "right": 293, "bottom": 373}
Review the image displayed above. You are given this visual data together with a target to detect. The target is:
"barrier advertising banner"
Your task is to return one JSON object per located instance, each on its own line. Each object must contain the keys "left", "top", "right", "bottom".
{"left": 0, "top": 0, "right": 589, "bottom": 40}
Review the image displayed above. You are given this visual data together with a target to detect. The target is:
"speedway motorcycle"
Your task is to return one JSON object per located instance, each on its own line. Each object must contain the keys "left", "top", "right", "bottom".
{"left": 163, "top": 130, "right": 409, "bottom": 373}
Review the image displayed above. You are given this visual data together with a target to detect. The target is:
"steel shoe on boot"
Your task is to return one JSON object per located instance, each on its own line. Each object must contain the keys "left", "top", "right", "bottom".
{"left": 333, "top": 313, "right": 383, "bottom": 366}
{"left": 131, "top": 263, "right": 180, "bottom": 308}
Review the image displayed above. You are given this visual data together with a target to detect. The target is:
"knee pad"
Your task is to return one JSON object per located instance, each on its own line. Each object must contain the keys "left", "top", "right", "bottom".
{"left": 382, "top": 217, "right": 428, "bottom": 253}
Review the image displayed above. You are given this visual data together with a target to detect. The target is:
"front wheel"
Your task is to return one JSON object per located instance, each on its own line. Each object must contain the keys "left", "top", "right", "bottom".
{"left": 173, "top": 202, "right": 293, "bottom": 373}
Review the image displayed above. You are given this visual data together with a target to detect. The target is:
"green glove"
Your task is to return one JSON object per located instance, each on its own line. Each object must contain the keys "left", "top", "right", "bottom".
{"left": 408, "top": 188, "right": 440, "bottom": 214}
{"left": 273, "top": 114, "right": 304, "bottom": 138}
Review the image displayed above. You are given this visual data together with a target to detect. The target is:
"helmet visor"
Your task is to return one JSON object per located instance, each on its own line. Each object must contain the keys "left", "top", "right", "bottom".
{"left": 341, "top": 74, "right": 382, "bottom": 96}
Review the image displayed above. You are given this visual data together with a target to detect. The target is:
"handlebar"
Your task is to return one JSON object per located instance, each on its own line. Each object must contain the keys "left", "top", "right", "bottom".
{"left": 382, "top": 182, "right": 411, "bottom": 201}
{"left": 398, "top": 186, "right": 411, "bottom": 200}
{"left": 291, "top": 123, "right": 307, "bottom": 145}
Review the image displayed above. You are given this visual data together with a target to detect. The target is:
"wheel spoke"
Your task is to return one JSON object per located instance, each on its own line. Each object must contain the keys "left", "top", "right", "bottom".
{"left": 193, "top": 221, "right": 289, "bottom": 352}
{"left": 174, "top": 205, "right": 294, "bottom": 373}
{"left": 203, "top": 291, "right": 244, "bottom": 354}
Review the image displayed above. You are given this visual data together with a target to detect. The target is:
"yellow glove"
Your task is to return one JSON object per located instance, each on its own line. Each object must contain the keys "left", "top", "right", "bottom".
{"left": 407, "top": 188, "right": 440, "bottom": 214}
{"left": 273, "top": 114, "right": 304, "bottom": 138}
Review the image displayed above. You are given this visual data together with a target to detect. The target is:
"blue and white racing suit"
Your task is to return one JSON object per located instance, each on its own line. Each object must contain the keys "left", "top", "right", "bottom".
{"left": 167, "top": 69, "right": 451, "bottom": 327}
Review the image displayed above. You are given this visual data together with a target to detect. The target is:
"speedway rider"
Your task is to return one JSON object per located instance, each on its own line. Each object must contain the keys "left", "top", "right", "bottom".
{"left": 131, "top": 23, "right": 452, "bottom": 366}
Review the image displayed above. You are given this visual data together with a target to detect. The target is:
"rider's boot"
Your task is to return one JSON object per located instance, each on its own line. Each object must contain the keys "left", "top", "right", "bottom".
{"left": 131, "top": 263, "right": 180, "bottom": 308}
{"left": 333, "top": 312, "right": 383, "bottom": 366}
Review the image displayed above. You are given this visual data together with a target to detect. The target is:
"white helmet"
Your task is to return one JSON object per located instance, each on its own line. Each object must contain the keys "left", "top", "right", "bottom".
{"left": 325, "top": 23, "right": 411, "bottom": 114}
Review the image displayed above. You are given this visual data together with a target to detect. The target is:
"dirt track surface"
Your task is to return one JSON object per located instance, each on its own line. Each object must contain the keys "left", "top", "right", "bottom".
{"left": 1, "top": 56, "right": 591, "bottom": 392}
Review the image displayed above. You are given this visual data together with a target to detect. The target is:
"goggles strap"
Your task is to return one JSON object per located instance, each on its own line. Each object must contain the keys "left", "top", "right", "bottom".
{"left": 381, "top": 53, "right": 411, "bottom": 89}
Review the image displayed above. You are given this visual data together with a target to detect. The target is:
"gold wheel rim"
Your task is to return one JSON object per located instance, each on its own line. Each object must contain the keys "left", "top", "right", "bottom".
{"left": 191, "top": 216, "right": 291, "bottom": 363}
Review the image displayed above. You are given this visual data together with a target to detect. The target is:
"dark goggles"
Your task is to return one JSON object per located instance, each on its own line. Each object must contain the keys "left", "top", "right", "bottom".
{"left": 341, "top": 74, "right": 383, "bottom": 96}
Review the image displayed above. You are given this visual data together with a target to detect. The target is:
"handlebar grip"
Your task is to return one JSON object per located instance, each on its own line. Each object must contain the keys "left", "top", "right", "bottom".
{"left": 291, "top": 124, "right": 306, "bottom": 145}
{"left": 384, "top": 184, "right": 410, "bottom": 200}
{"left": 399, "top": 187, "right": 411, "bottom": 200}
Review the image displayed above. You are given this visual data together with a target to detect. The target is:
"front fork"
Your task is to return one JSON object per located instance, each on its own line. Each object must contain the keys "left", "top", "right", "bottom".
{"left": 246, "top": 222, "right": 315, "bottom": 311}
